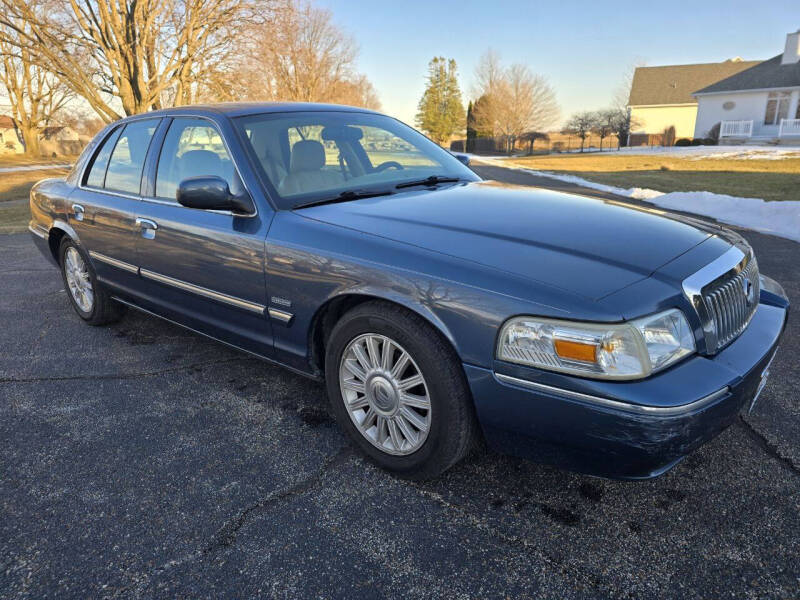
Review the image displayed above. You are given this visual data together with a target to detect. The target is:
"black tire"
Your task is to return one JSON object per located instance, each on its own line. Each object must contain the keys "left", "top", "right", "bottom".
{"left": 59, "top": 237, "right": 125, "bottom": 326}
{"left": 325, "top": 301, "right": 479, "bottom": 479}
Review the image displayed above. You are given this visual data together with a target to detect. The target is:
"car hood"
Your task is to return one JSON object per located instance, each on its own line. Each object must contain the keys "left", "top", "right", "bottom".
{"left": 297, "top": 181, "right": 719, "bottom": 300}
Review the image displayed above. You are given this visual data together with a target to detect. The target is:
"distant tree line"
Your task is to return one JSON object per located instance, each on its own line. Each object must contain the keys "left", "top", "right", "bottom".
{"left": 562, "top": 108, "right": 636, "bottom": 152}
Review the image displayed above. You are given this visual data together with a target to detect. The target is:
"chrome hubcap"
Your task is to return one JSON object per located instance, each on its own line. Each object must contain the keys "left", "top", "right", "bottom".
{"left": 64, "top": 247, "right": 93, "bottom": 313}
{"left": 339, "top": 333, "right": 431, "bottom": 455}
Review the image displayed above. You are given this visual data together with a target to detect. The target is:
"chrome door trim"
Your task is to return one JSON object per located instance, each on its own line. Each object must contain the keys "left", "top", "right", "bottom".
{"left": 267, "top": 307, "right": 294, "bottom": 324}
{"left": 77, "top": 184, "right": 142, "bottom": 202}
{"left": 88, "top": 251, "right": 139, "bottom": 274}
{"left": 110, "top": 295, "right": 319, "bottom": 381}
{"left": 140, "top": 196, "right": 249, "bottom": 218}
{"left": 139, "top": 268, "right": 266, "bottom": 315}
{"left": 495, "top": 373, "right": 729, "bottom": 416}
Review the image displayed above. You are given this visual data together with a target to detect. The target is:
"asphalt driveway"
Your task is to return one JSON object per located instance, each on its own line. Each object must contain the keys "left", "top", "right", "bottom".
{"left": 1, "top": 166, "right": 798, "bottom": 598}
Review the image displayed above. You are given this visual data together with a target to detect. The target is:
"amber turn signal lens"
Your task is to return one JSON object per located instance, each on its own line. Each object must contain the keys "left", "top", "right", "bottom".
{"left": 553, "top": 339, "right": 598, "bottom": 363}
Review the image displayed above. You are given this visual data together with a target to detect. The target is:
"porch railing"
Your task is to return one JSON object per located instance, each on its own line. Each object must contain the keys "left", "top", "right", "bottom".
{"left": 720, "top": 120, "right": 753, "bottom": 138}
{"left": 778, "top": 118, "right": 800, "bottom": 137}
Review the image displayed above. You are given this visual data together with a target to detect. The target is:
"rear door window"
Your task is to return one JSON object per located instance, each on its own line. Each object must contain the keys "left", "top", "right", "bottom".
{"left": 84, "top": 127, "right": 122, "bottom": 188}
{"left": 104, "top": 119, "right": 159, "bottom": 194}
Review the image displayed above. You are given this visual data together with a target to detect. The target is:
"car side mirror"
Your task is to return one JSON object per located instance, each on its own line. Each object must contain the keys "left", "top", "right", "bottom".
{"left": 453, "top": 153, "right": 470, "bottom": 166}
{"left": 176, "top": 176, "right": 254, "bottom": 214}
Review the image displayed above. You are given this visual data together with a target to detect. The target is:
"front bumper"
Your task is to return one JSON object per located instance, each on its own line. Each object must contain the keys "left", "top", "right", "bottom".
{"left": 465, "top": 293, "right": 789, "bottom": 480}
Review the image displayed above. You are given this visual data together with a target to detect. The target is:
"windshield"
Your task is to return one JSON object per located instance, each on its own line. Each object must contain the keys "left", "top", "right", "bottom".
{"left": 234, "top": 111, "right": 479, "bottom": 209}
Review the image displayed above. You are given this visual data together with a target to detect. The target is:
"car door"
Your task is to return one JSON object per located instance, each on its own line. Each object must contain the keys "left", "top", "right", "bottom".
{"left": 133, "top": 116, "right": 275, "bottom": 356}
{"left": 68, "top": 119, "right": 160, "bottom": 287}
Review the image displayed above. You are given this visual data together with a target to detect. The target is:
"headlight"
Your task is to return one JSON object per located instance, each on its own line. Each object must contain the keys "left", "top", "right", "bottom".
{"left": 497, "top": 309, "right": 695, "bottom": 380}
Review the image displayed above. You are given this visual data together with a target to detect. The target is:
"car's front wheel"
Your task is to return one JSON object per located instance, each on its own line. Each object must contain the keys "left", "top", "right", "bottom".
{"left": 59, "top": 238, "right": 124, "bottom": 325}
{"left": 325, "top": 301, "right": 479, "bottom": 479}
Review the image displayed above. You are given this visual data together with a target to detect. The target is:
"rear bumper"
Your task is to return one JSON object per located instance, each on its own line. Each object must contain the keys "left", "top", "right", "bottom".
{"left": 466, "top": 296, "right": 788, "bottom": 480}
{"left": 28, "top": 223, "right": 58, "bottom": 267}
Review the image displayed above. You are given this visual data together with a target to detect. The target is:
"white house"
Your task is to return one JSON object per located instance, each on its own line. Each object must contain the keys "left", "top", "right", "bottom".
{"left": 627, "top": 59, "right": 759, "bottom": 142}
{"left": 693, "top": 30, "right": 800, "bottom": 143}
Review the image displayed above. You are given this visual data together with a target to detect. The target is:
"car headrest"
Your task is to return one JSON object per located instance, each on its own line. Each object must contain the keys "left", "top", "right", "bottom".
{"left": 290, "top": 140, "right": 325, "bottom": 173}
{"left": 179, "top": 150, "right": 222, "bottom": 178}
{"left": 321, "top": 125, "right": 363, "bottom": 142}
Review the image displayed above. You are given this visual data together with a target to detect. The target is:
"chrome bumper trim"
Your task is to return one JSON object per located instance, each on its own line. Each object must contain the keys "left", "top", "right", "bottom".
{"left": 89, "top": 251, "right": 139, "bottom": 274}
{"left": 140, "top": 268, "right": 265, "bottom": 315}
{"left": 28, "top": 223, "right": 48, "bottom": 239}
{"left": 495, "top": 373, "right": 729, "bottom": 416}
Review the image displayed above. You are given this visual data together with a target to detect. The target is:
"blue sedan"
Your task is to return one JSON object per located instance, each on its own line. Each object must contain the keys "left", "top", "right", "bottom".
{"left": 28, "top": 103, "right": 789, "bottom": 479}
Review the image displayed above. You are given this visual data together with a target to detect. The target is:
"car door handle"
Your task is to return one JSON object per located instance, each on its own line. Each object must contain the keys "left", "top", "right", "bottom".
{"left": 135, "top": 218, "right": 158, "bottom": 240}
{"left": 71, "top": 203, "right": 85, "bottom": 222}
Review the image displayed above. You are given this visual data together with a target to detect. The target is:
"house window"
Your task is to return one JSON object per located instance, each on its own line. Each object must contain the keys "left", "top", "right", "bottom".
{"left": 764, "top": 91, "right": 790, "bottom": 125}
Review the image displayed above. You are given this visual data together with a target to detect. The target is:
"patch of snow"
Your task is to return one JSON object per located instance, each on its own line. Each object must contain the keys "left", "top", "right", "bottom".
{"left": 617, "top": 145, "right": 800, "bottom": 160}
{"left": 467, "top": 145, "right": 800, "bottom": 160}
{"left": 471, "top": 156, "right": 800, "bottom": 243}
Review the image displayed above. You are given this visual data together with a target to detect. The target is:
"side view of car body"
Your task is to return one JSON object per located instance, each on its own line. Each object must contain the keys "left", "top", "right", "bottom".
{"left": 29, "top": 102, "right": 789, "bottom": 479}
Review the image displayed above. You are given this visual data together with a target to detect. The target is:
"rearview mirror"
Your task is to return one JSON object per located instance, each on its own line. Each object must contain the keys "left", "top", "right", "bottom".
{"left": 453, "top": 153, "right": 470, "bottom": 166}
{"left": 177, "top": 176, "right": 254, "bottom": 214}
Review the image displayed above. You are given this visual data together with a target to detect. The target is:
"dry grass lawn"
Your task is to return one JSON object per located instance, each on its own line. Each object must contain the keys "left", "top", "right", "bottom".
{"left": 504, "top": 153, "right": 800, "bottom": 202}
{"left": 0, "top": 168, "right": 69, "bottom": 203}
{"left": 0, "top": 168, "right": 69, "bottom": 233}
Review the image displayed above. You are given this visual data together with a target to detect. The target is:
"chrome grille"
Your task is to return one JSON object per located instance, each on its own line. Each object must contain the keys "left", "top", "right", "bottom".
{"left": 682, "top": 246, "right": 760, "bottom": 355}
{"left": 702, "top": 257, "right": 759, "bottom": 350}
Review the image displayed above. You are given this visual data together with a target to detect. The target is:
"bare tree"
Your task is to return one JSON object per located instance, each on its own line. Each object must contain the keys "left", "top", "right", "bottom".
{"left": 0, "top": 0, "right": 267, "bottom": 121}
{"left": 471, "top": 51, "right": 559, "bottom": 153}
{"left": 594, "top": 109, "right": 616, "bottom": 151}
{"left": 519, "top": 131, "right": 549, "bottom": 154}
{"left": 563, "top": 112, "right": 596, "bottom": 153}
{"left": 611, "top": 60, "right": 645, "bottom": 147}
{"left": 236, "top": 2, "right": 380, "bottom": 109}
{"left": 0, "top": 12, "right": 71, "bottom": 155}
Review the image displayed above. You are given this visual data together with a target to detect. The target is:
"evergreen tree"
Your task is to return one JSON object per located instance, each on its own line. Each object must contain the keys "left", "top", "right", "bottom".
{"left": 466, "top": 100, "right": 476, "bottom": 152}
{"left": 415, "top": 57, "right": 466, "bottom": 145}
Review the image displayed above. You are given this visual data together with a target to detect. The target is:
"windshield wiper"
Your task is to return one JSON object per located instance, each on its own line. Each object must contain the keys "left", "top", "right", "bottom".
{"left": 395, "top": 175, "right": 462, "bottom": 189}
{"left": 293, "top": 188, "right": 394, "bottom": 210}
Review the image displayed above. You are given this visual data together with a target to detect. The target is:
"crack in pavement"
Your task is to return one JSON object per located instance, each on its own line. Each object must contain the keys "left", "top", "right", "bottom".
{"left": 411, "top": 484, "right": 628, "bottom": 599}
{"left": 0, "top": 356, "right": 259, "bottom": 384}
{"left": 737, "top": 416, "right": 800, "bottom": 476}
{"left": 112, "top": 446, "right": 353, "bottom": 598}
{"left": 202, "top": 445, "right": 354, "bottom": 556}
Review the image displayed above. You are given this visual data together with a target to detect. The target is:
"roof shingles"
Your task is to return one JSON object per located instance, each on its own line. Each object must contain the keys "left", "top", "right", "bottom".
{"left": 628, "top": 60, "right": 760, "bottom": 106}
{"left": 694, "top": 55, "right": 800, "bottom": 94}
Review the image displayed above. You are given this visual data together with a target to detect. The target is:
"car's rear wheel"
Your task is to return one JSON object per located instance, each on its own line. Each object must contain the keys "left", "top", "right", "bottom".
{"left": 59, "top": 238, "right": 125, "bottom": 325}
{"left": 325, "top": 301, "right": 479, "bottom": 479}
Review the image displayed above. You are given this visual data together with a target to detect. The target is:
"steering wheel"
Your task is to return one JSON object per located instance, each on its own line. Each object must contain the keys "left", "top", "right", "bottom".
{"left": 374, "top": 161, "right": 404, "bottom": 172}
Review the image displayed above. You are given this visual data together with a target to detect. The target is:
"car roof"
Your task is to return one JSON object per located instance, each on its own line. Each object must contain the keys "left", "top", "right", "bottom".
{"left": 121, "top": 102, "right": 382, "bottom": 121}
